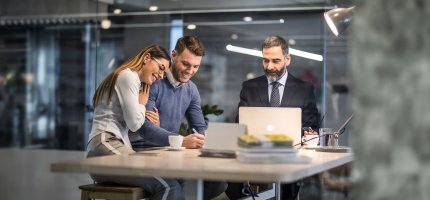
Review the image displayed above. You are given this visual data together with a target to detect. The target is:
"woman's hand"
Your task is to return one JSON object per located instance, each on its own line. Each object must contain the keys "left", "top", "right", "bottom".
{"left": 139, "top": 83, "right": 150, "bottom": 105}
{"left": 145, "top": 107, "right": 160, "bottom": 126}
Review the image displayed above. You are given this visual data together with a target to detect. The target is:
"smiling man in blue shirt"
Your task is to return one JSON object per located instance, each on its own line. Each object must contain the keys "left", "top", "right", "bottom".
{"left": 130, "top": 36, "right": 206, "bottom": 149}
{"left": 129, "top": 36, "right": 227, "bottom": 199}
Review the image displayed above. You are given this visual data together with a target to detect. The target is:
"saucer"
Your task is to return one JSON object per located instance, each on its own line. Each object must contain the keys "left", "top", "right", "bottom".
{"left": 315, "top": 146, "right": 351, "bottom": 153}
{"left": 167, "top": 147, "right": 185, "bottom": 151}
{"left": 304, "top": 146, "right": 321, "bottom": 150}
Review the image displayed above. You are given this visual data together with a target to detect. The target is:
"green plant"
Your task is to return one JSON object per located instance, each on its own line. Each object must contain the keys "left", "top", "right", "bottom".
{"left": 201, "top": 104, "right": 224, "bottom": 121}
{"left": 178, "top": 104, "right": 223, "bottom": 136}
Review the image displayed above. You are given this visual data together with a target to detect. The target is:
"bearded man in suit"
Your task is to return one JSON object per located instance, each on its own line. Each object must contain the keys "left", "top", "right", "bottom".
{"left": 238, "top": 35, "right": 319, "bottom": 129}
{"left": 226, "top": 35, "right": 319, "bottom": 200}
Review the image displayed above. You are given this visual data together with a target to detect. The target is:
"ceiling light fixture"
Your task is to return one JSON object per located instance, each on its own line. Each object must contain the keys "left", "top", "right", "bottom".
{"left": 187, "top": 24, "right": 196, "bottom": 30}
{"left": 226, "top": 44, "right": 323, "bottom": 61}
{"left": 288, "top": 39, "right": 296, "bottom": 45}
{"left": 243, "top": 16, "right": 253, "bottom": 22}
{"left": 149, "top": 6, "right": 159, "bottom": 12}
{"left": 289, "top": 48, "right": 323, "bottom": 61}
{"left": 226, "top": 45, "right": 262, "bottom": 57}
{"left": 113, "top": 9, "right": 122, "bottom": 14}
{"left": 101, "top": 19, "right": 111, "bottom": 29}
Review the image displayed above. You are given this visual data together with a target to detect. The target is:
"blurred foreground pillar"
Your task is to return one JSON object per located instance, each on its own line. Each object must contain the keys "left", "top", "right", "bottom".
{"left": 351, "top": 1, "right": 430, "bottom": 200}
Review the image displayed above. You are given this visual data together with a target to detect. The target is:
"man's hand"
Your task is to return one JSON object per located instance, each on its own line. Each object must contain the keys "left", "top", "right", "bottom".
{"left": 182, "top": 134, "right": 205, "bottom": 149}
{"left": 302, "top": 127, "right": 318, "bottom": 144}
{"left": 304, "top": 127, "right": 318, "bottom": 136}
{"left": 139, "top": 83, "right": 150, "bottom": 105}
{"left": 146, "top": 107, "right": 160, "bottom": 126}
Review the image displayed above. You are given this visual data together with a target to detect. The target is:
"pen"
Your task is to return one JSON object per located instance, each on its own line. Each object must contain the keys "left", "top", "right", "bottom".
{"left": 192, "top": 128, "right": 204, "bottom": 136}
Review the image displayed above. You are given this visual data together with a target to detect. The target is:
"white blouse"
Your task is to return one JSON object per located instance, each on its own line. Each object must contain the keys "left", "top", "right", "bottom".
{"left": 88, "top": 68, "right": 146, "bottom": 147}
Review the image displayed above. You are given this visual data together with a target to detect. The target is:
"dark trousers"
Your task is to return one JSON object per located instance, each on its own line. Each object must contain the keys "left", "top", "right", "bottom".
{"left": 203, "top": 181, "right": 228, "bottom": 200}
{"left": 225, "top": 182, "right": 300, "bottom": 200}
{"left": 281, "top": 183, "right": 300, "bottom": 200}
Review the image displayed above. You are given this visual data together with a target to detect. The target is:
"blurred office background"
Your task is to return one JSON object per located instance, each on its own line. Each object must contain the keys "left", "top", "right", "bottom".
{"left": 0, "top": 0, "right": 353, "bottom": 150}
{"left": 2, "top": 1, "right": 429, "bottom": 200}
{"left": 0, "top": 0, "right": 354, "bottom": 199}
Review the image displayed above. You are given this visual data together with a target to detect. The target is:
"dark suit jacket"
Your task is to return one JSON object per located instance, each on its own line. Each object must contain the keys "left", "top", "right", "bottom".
{"left": 238, "top": 73, "right": 319, "bottom": 131}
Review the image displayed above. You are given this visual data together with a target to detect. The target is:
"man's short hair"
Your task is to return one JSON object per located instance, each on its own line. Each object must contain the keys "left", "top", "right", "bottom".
{"left": 174, "top": 36, "right": 205, "bottom": 56}
{"left": 262, "top": 35, "right": 289, "bottom": 55}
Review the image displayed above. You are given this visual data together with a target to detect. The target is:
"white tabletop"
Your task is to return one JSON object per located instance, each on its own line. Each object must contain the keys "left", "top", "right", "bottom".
{"left": 51, "top": 148, "right": 353, "bottom": 183}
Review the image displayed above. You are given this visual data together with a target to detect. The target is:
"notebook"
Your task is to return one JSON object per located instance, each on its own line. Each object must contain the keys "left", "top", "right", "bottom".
{"left": 199, "top": 122, "right": 246, "bottom": 158}
{"left": 239, "top": 107, "right": 302, "bottom": 147}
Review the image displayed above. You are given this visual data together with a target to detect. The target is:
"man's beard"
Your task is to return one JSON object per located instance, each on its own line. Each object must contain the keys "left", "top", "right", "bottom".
{"left": 265, "top": 66, "right": 286, "bottom": 81}
{"left": 171, "top": 63, "right": 187, "bottom": 83}
{"left": 170, "top": 63, "right": 180, "bottom": 82}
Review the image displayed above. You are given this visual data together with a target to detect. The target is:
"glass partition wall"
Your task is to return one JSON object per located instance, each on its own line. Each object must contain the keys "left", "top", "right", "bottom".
{"left": 0, "top": 0, "right": 350, "bottom": 150}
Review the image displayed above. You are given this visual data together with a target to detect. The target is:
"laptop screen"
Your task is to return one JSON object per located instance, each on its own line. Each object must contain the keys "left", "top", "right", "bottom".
{"left": 202, "top": 122, "right": 246, "bottom": 153}
{"left": 239, "top": 107, "right": 302, "bottom": 146}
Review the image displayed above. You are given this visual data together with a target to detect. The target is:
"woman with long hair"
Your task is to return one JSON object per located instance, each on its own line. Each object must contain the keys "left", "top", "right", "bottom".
{"left": 86, "top": 45, "right": 184, "bottom": 199}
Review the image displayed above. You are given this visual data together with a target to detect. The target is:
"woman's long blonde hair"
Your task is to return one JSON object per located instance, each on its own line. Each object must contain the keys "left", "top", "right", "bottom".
{"left": 92, "top": 45, "right": 170, "bottom": 107}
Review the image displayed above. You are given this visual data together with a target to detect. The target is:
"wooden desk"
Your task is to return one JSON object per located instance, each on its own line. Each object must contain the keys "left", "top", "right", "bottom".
{"left": 51, "top": 149, "right": 353, "bottom": 199}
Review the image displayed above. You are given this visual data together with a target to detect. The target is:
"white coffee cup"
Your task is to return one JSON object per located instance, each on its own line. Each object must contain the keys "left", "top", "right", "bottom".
{"left": 304, "top": 135, "right": 319, "bottom": 147}
{"left": 168, "top": 135, "right": 184, "bottom": 149}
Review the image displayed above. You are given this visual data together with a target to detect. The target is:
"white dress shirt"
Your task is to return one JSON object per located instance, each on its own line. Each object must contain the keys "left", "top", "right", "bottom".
{"left": 89, "top": 68, "right": 146, "bottom": 147}
{"left": 267, "top": 70, "right": 288, "bottom": 103}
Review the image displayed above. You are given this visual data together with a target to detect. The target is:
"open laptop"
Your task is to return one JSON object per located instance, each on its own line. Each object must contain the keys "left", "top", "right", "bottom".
{"left": 239, "top": 107, "right": 302, "bottom": 147}
{"left": 199, "top": 122, "right": 246, "bottom": 158}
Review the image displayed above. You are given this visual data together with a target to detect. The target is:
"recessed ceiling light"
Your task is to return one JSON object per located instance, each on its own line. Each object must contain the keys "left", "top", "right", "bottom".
{"left": 231, "top": 34, "right": 238, "bottom": 40}
{"left": 101, "top": 19, "right": 111, "bottom": 29}
{"left": 243, "top": 16, "right": 253, "bottom": 22}
{"left": 246, "top": 73, "right": 255, "bottom": 80}
{"left": 113, "top": 9, "right": 122, "bottom": 14}
{"left": 288, "top": 39, "right": 296, "bottom": 45}
{"left": 149, "top": 6, "right": 158, "bottom": 11}
{"left": 187, "top": 24, "right": 196, "bottom": 30}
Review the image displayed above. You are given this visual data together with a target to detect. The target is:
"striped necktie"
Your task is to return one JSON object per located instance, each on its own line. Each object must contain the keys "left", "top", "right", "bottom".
{"left": 270, "top": 82, "right": 281, "bottom": 107}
